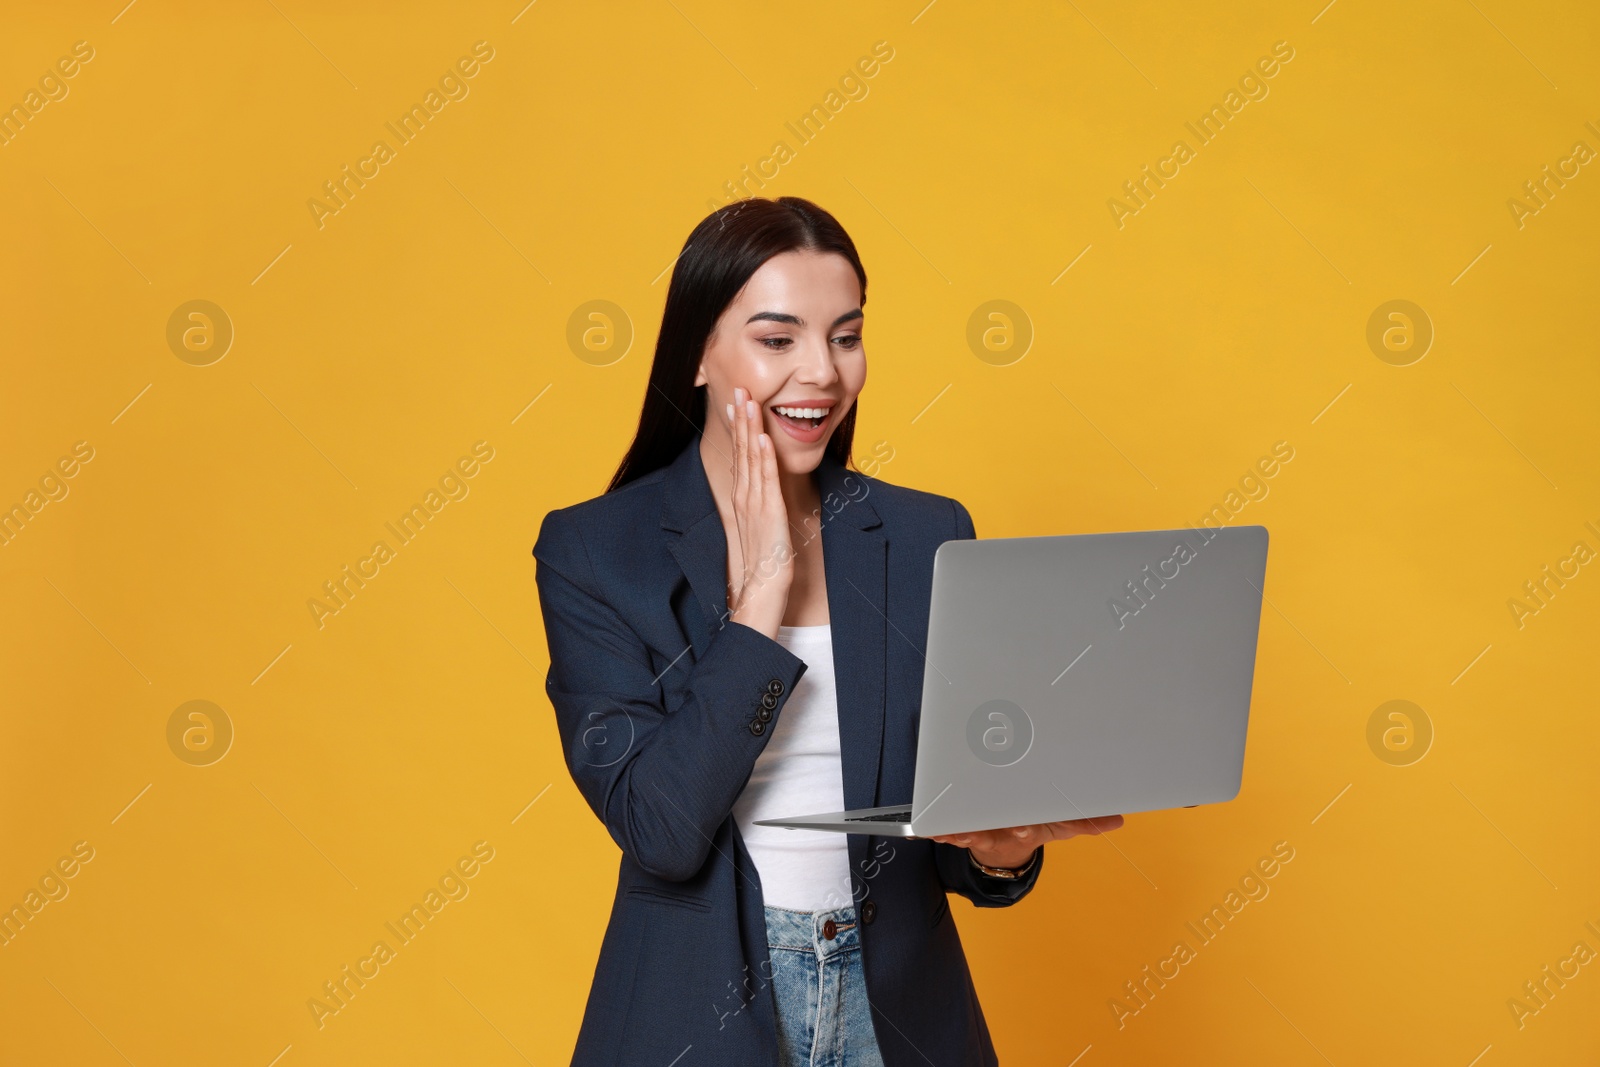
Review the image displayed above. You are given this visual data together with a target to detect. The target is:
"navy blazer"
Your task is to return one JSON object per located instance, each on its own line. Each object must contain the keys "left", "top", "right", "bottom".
{"left": 533, "top": 437, "right": 1044, "bottom": 1066}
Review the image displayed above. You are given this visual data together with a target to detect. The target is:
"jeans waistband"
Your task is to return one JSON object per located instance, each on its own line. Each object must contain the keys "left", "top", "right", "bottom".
{"left": 764, "top": 903, "right": 861, "bottom": 961}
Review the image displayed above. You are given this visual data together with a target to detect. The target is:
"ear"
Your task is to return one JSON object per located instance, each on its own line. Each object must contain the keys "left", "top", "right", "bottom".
{"left": 693, "top": 360, "right": 708, "bottom": 388}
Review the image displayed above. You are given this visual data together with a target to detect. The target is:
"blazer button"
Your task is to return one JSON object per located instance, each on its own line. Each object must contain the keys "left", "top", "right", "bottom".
{"left": 767, "top": 679, "right": 785, "bottom": 696}
{"left": 822, "top": 919, "right": 837, "bottom": 940}
{"left": 860, "top": 900, "right": 876, "bottom": 925}
{"left": 760, "top": 692, "right": 778, "bottom": 710}
{"left": 749, "top": 720, "right": 766, "bottom": 736}
{"left": 757, "top": 707, "right": 773, "bottom": 723}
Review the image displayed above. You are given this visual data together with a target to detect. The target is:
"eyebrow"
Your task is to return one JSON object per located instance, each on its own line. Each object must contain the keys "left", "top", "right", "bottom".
{"left": 745, "top": 308, "right": 863, "bottom": 329}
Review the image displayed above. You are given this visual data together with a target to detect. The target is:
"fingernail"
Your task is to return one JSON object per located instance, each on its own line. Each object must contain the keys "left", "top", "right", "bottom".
{"left": 726, "top": 403, "right": 734, "bottom": 422}
{"left": 746, "top": 400, "right": 757, "bottom": 418}
{"left": 1013, "top": 827, "right": 1029, "bottom": 838}
{"left": 734, "top": 387, "right": 744, "bottom": 403}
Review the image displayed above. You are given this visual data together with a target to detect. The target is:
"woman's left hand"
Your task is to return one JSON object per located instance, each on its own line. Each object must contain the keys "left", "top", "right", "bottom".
{"left": 927, "top": 815, "right": 1125, "bottom": 871}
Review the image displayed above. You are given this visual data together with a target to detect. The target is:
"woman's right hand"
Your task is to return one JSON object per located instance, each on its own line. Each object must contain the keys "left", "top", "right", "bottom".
{"left": 725, "top": 386, "right": 793, "bottom": 638}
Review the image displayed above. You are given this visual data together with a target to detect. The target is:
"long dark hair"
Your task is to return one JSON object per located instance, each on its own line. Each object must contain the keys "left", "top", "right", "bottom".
{"left": 606, "top": 196, "right": 867, "bottom": 492}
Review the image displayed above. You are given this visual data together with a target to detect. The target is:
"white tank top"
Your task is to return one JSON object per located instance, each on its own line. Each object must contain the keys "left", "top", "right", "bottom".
{"left": 730, "top": 623, "right": 854, "bottom": 912}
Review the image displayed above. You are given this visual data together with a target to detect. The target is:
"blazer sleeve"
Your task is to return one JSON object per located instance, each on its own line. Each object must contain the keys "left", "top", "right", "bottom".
{"left": 533, "top": 507, "right": 809, "bottom": 883}
{"left": 931, "top": 496, "right": 1046, "bottom": 908}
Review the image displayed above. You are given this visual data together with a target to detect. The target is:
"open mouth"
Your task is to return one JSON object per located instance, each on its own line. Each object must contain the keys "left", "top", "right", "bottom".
{"left": 771, "top": 404, "right": 831, "bottom": 430}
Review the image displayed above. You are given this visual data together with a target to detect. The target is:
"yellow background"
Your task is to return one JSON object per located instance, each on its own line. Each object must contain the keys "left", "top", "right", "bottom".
{"left": 3, "top": 1, "right": 1597, "bottom": 1063}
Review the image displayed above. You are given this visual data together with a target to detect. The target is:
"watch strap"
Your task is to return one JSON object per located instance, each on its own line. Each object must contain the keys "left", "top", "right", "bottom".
{"left": 968, "top": 846, "right": 1040, "bottom": 880}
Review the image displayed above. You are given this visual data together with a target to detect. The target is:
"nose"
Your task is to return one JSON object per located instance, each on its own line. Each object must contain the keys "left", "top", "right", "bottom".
{"left": 795, "top": 335, "right": 839, "bottom": 388}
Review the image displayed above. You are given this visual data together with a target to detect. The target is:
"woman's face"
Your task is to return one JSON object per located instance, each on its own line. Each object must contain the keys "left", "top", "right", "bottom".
{"left": 695, "top": 249, "right": 866, "bottom": 476}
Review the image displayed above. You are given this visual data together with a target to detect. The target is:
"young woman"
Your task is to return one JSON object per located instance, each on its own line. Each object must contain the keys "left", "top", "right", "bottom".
{"left": 533, "top": 196, "right": 1122, "bottom": 1066}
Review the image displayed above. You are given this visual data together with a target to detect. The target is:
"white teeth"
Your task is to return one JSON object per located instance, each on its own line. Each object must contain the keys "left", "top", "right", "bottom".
{"left": 775, "top": 406, "right": 828, "bottom": 419}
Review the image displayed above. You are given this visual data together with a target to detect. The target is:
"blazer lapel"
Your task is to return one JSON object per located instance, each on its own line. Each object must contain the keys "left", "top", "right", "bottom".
{"left": 659, "top": 438, "right": 888, "bottom": 812}
{"left": 815, "top": 457, "right": 887, "bottom": 815}
{"left": 660, "top": 441, "right": 730, "bottom": 657}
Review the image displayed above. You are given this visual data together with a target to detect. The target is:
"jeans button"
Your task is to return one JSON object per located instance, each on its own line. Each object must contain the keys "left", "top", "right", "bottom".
{"left": 822, "top": 919, "right": 837, "bottom": 940}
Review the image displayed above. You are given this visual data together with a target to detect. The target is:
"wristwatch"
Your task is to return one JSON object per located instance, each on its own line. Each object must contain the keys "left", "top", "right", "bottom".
{"left": 968, "top": 846, "right": 1040, "bottom": 880}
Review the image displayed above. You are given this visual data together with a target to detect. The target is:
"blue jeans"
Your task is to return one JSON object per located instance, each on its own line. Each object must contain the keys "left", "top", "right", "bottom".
{"left": 764, "top": 903, "right": 887, "bottom": 1067}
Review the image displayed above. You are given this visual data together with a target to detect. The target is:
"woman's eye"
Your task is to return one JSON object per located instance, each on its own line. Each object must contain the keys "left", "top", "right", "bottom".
{"left": 759, "top": 337, "right": 792, "bottom": 350}
{"left": 833, "top": 334, "right": 861, "bottom": 349}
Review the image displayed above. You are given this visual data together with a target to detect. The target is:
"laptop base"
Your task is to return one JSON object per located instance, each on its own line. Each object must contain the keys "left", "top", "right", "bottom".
{"left": 754, "top": 804, "right": 919, "bottom": 836}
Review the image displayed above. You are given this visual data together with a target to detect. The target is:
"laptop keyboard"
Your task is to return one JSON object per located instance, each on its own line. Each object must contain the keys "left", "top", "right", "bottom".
{"left": 844, "top": 810, "right": 912, "bottom": 822}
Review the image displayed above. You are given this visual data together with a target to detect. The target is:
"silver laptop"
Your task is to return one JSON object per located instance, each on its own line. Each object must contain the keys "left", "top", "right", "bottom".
{"left": 755, "top": 525, "right": 1269, "bottom": 838}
